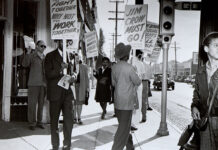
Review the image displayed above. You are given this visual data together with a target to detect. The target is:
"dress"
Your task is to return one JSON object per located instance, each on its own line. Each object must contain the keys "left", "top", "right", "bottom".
{"left": 94, "top": 67, "right": 112, "bottom": 102}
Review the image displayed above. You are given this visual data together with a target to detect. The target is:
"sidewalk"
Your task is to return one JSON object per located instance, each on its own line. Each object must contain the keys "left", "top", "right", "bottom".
{"left": 0, "top": 89, "right": 182, "bottom": 150}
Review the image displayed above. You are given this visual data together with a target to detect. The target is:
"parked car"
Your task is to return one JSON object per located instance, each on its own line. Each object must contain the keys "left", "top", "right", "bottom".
{"left": 184, "top": 75, "right": 192, "bottom": 83}
{"left": 153, "top": 74, "right": 175, "bottom": 90}
{"left": 177, "top": 76, "right": 186, "bottom": 82}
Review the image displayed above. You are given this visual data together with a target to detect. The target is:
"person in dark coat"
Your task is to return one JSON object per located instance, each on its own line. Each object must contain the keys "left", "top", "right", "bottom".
{"left": 191, "top": 32, "right": 218, "bottom": 149}
{"left": 44, "top": 40, "right": 74, "bottom": 150}
{"left": 93, "top": 57, "right": 112, "bottom": 119}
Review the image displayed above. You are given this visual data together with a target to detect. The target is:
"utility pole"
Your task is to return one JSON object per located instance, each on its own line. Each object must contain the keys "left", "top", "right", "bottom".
{"left": 171, "top": 41, "right": 180, "bottom": 79}
{"left": 110, "top": 33, "right": 121, "bottom": 61}
{"left": 108, "top": 0, "right": 124, "bottom": 47}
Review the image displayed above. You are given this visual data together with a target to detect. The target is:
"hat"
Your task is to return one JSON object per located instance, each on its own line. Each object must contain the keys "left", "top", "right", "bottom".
{"left": 115, "top": 43, "right": 131, "bottom": 59}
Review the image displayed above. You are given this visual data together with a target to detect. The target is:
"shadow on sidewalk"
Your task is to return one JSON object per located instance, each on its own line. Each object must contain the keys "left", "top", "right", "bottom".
{"left": 81, "top": 111, "right": 114, "bottom": 119}
{"left": 71, "top": 125, "right": 117, "bottom": 149}
{"left": 0, "top": 121, "right": 50, "bottom": 139}
{"left": 134, "top": 134, "right": 161, "bottom": 148}
{"left": 72, "top": 111, "right": 115, "bottom": 129}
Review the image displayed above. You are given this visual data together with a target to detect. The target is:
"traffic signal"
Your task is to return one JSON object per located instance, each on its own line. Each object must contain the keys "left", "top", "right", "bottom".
{"left": 159, "top": 0, "right": 175, "bottom": 36}
{"left": 162, "top": 35, "right": 172, "bottom": 44}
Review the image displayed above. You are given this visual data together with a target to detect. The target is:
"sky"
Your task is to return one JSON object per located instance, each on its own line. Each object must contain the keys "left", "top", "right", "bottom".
{"left": 96, "top": 0, "right": 201, "bottom": 63}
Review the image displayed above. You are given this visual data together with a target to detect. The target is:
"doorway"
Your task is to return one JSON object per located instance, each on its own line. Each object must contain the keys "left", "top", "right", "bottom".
{"left": 10, "top": 0, "right": 37, "bottom": 121}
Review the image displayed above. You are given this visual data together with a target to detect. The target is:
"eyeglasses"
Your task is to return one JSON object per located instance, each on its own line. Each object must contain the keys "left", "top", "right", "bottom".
{"left": 210, "top": 43, "right": 218, "bottom": 48}
{"left": 40, "top": 45, "right": 46, "bottom": 48}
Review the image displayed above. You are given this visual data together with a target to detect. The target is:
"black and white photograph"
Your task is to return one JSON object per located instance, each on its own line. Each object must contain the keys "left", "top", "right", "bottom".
{"left": 0, "top": 0, "right": 217, "bottom": 150}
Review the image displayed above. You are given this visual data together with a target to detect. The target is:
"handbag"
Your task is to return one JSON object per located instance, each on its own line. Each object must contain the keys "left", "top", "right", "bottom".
{"left": 85, "top": 91, "right": 89, "bottom": 105}
{"left": 194, "top": 85, "right": 218, "bottom": 131}
{"left": 99, "top": 77, "right": 108, "bottom": 85}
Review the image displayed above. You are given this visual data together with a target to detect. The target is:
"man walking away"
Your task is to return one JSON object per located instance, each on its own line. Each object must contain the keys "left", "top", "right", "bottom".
{"left": 111, "top": 43, "right": 141, "bottom": 150}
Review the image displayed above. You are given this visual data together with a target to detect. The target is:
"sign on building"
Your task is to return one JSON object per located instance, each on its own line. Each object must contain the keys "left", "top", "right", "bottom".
{"left": 85, "top": 31, "right": 98, "bottom": 58}
{"left": 124, "top": 5, "right": 148, "bottom": 49}
{"left": 175, "top": 2, "right": 201, "bottom": 10}
{"left": 192, "top": 52, "right": 198, "bottom": 64}
{"left": 50, "top": 0, "right": 77, "bottom": 39}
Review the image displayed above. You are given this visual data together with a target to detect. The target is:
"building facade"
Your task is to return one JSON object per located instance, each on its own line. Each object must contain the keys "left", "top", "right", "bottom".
{"left": 1, "top": 0, "right": 98, "bottom": 122}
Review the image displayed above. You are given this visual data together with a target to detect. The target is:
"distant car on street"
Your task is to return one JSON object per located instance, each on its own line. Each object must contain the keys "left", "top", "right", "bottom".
{"left": 190, "top": 74, "right": 196, "bottom": 88}
{"left": 184, "top": 75, "right": 192, "bottom": 83}
{"left": 153, "top": 73, "right": 175, "bottom": 90}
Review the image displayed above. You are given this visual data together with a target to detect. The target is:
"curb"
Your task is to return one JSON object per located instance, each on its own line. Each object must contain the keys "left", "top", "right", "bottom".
{"left": 151, "top": 108, "right": 182, "bottom": 134}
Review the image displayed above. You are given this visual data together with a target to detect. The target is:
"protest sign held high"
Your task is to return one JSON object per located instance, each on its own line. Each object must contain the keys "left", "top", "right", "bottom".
{"left": 65, "top": 22, "right": 81, "bottom": 53}
{"left": 50, "top": 0, "right": 77, "bottom": 39}
{"left": 144, "top": 21, "right": 159, "bottom": 54}
{"left": 85, "top": 31, "right": 98, "bottom": 58}
{"left": 124, "top": 5, "right": 148, "bottom": 49}
{"left": 144, "top": 41, "right": 161, "bottom": 63}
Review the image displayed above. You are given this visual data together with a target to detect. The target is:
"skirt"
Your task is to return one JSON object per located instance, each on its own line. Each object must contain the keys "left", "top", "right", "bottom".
{"left": 74, "top": 83, "right": 85, "bottom": 105}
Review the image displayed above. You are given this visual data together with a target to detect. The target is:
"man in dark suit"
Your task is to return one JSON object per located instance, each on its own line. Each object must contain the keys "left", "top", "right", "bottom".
{"left": 44, "top": 40, "right": 74, "bottom": 150}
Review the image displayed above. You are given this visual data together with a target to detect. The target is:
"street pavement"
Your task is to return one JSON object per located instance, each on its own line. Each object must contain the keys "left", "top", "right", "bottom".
{"left": 0, "top": 88, "right": 182, "bottom": 150}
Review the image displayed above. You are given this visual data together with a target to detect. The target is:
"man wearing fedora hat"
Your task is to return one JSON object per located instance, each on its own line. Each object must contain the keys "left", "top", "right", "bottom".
{"left": 111, "top": 43, "right": 141, "bottom": 150}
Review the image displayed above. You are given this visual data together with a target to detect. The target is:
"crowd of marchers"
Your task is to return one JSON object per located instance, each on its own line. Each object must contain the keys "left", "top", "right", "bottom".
{"left": 22, "top": 31, "right": 218, "bottom": 150}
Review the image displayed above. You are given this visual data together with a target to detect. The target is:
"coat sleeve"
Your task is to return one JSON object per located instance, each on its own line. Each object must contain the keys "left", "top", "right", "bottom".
{"left": 191, "top": 74, "right": 201, "bottom": 110}
{"left": 84, "top": 65, "right": 90, "bottom": 90}
{"left": 44, "top": 53, "right": 62, "bottom": 80}
{"left": 109, "top": 68, "right": 112, "bottom": 86}
{"left": 111, "top": 67, "right": 116, "bottom": 87}
{"left": 22, "top": 54, "right": 32, "bottom": 67}
{"left": 93, "top": 68, "right": 99, "bottom": 79}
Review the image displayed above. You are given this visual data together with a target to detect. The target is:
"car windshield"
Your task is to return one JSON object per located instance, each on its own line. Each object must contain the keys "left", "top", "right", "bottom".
{"left": 157, "top": 75, "right": 162, "bottom": 80}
